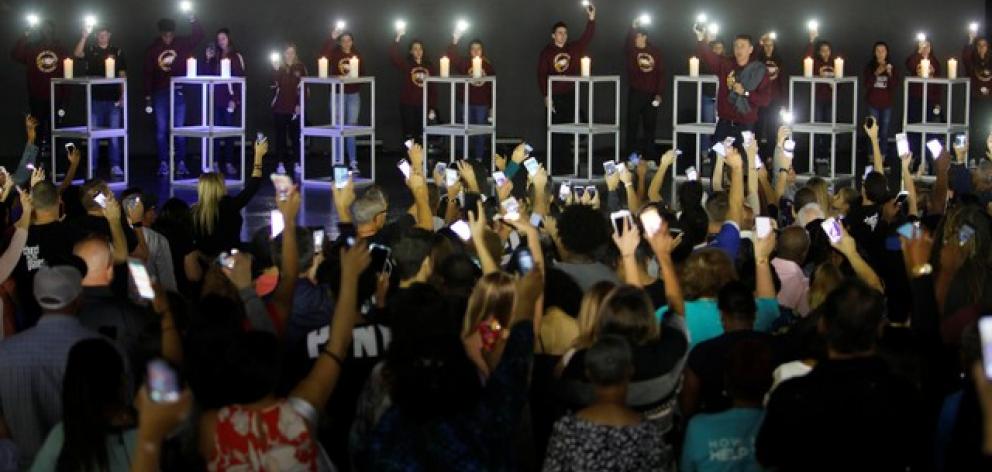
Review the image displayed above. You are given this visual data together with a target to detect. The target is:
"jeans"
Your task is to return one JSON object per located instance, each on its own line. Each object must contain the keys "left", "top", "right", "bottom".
{"left": 867, "top": 106, "right": 892, "bottom": 163}
{"left": 400, "top": 105, "right": 422, "bottom": 142}
{"left": 273, "top": 112, "right": 301, "bottom": 163}
{"left": 455, "top": 104, "right": 490, "bottom": 161}
{"left": 213, "top": 107, "right": 237, "bottom": 169}
{"left": 907, "top": 98, "right": 940, "bottom": 174}
{"left": 701, "top": 95, "right": 716, "bottom": 150}
{"left": 625, "top": 89, "right": 659, "bottom": 158}
{"left": 153, "top": 88, "right": 186, "bottom": 165}
{"left": 333, "top": 92, "right": 360, "bottom": 164}
{"left": 91, "top": 100, "right": 122, "bottom": 168}
{"left": 813, "top": 100, "right": 832, "bottom": 168}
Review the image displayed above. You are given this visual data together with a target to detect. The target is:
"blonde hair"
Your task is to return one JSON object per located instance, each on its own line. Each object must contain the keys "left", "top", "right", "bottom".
{"left": 192, "top": 172, "right": 227, "bottom": 236}
{"left": 809, "top": 262, "right": 844, "bottom": 311}
{"left": 680, "top": 248, "right": 737, "bottom": 300}
{"left": 462, "top": 272, "right": 516, "bottom": 338}
{"left": 573, "top": 281, "right": 617, "bottom": 348}
{"left": 806, "top": 177, "right": 831, "bottom": 216}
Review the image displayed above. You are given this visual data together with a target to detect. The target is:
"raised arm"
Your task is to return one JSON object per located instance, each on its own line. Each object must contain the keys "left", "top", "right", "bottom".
{"left": 73, "top": 28, "right": 88, "bottom": 59}
{"left": 833, "top": 227, "right": 884, "bottom": 292}
{"left": 754, "top": 231, "right": 777, "bottom": 298}
{"left": 102, "top": 197, "right": 129, "bottom": 264}
{"left": 865, "top": 119, "right": 884, "bottom": 173}
{"left": 613, "top": 217, "right": 642, "bottom": 286}
{"left": 389, "top": 40, "right": 406, "bottom": 71}
{"left": 229, "top": 141, "right": 266, "bottom": 209}
{"left": 901, "top": 152, "right": 919, "bottom": 217}
{"left": 648, "top": 225, "right": 684, "bottom": 316}
{"left": 270, "top": 188, "right": 301, "bottom": 327}
{"left": 712, "top": 154, "right": 726, "bottom": 192}
{"left": 573, "top": 13, "right": 597, "bottom": 53}
{"left": 469, "top": 200, "right": 499, "bottom": 275}
{"left": 647, "top": 149, "right": 675, "bottom": 203}
{"left": 725, "top": 148, "right": 745, "bottom": 227}
{"left": 619, "top": 165, "right": 641, "bottom": 211}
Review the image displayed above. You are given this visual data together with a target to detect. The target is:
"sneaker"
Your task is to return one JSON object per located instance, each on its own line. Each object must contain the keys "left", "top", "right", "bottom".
{"left": 111, "top": 166, "right": 124, "bottom": 178}
{"left": 177, "top": 161, "right": 189, "bottom": 177}
{"left": 157, "top": 161, "right": 170, "bottom": 176}
{"left": 293, "top": 162, "right": 302, "bottom": 175}
{"left": 224, "top": 163, "right": 238, "bottom": 176}
{"left": 349, "top": 160, "right": 359, "bottom": 172}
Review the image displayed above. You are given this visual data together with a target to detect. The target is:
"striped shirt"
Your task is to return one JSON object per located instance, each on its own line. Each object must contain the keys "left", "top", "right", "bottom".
{"left": 0, "top": 315, "right": 99, "bottom": 468}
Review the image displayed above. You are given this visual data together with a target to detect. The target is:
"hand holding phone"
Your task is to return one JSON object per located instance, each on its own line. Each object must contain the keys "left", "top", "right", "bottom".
{"left": 896, "top": 133, "right": 910, "bottom": 157}
{"left": 820, "top": 217, "right": 843, "bottom": 244}
{"left": 686, "top": 166, "right": 698, "bottom": 181}
{"left": 640, "top": 207, "right": 662, "bottom": 237}
{"left": 397, "top": 159, "right": 412, "bottom": 180}
{"left": 755, "top": 216, "right": 773, "bottom": 238}
{"left": 127, "top": 258, "right": 156, "bottom": 300}
{"left": 146, "top": 359, "right": 181, "bottom": 404}
{"left": 610, "top": 210, "right": 632, "bottom": 236}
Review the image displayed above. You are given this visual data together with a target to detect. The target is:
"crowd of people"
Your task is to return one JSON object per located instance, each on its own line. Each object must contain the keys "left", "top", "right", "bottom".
{"left": 0, "top": 101, "right": 988, "bottom": 471}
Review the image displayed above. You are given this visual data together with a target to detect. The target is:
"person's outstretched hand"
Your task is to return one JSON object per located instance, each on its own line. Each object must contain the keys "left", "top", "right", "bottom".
{"left": 277, "top": 185, "right": 301, "bottom": 224}
{"left": 612, "top": 216, "right": 641, "bottom": 257}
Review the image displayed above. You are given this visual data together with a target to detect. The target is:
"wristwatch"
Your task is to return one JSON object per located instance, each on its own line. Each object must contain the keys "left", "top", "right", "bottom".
{"left": 911, "top": 263, "right": 933, "bottom": 277}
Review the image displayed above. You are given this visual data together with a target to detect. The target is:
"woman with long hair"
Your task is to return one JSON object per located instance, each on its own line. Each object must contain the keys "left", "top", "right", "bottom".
{"left": 322, "top": 25, "right": 365, "bottom": 171}
{"left": 31, "top": 339, "right": 134, "bottom": 471}
{"left": 964, "top": 30, "right": 992, "bottom": 159}
{"left": 205, "top": 28, "right": 247, "bottom": 176}
{"left": 864, "top": 41, "right": 899, "bottom": 160}
{"left": 389, "top": 26, "right": 437, "bottom": 142}
{"left": 191, "top": 141, "right": 265, "bottom": 257}
{"left": 462, "top": 272, "right": 517, "bottom": 378}
{"left": 270, "top": 42, "right": 307, "bottom": 171}
{"left": 447, "top": 26, "right": 495, "bottom": 161}
{"left": 906, "top": 37, "right": 943, "bottom": 171}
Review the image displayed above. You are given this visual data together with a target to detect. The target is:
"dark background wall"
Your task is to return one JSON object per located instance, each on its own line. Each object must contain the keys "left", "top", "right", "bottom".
{"left": 0, "top": 0, "right": 986, "bottom": 163}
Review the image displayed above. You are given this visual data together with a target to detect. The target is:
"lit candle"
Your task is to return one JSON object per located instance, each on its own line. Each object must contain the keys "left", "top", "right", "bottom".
{"left": 689, "top": 56, "right": 700, "bottom": 77}
{"left": 348, "top": 56, "right": 359, "bottom": 78}
{"left": 63, "top": 58, "right": 73, "bottom": 79}
{"left": 580, "top": 56, "right": 591, "bottom": 77}
{"left": 920, "top": 58, "right": 931, "bottom": 78}
{"left": 220, "top": 58, "right": 231, "bottom": 78}
{"left": 318, "top": 57, "right": 328, "bottom": 78}
{"left": 186, "top": 57, "right": 197, "bottom": 77}
{"left": 803, "top": 57, "right": 814, "bottom": 78}
{"left": 104, "top": 57, "right": 115, "bottom": 78}
{"left": 948, "top": 58, "right": 958, "bottom": 79}
{"left": 440, "top": 56, "right": 450, "bottom": 78}
{"left": 833, "top": 57, "right": 844, "bottom": 78}
{"left": 471, "top": 56, "right": 483, "bottom": 78}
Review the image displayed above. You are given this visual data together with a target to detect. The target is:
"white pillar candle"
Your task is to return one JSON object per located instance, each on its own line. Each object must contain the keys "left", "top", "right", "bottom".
{"left": 803, "top": 57, "right": 814, "bottom": 78}
{"left": 440, "top": 56, "right": 450, "bottom": 78}
{"left": 833, "top": 57, "right": 844, "bottom": 78}
{"left": 318, "top": 57, "right": 329, "bottom": 78}
{"left": 948, "top": 58, "right": 958, "bottom": 79}
{"left": 186, "top": 57, "right": 197, "bottom": 77}
{"left": 104, "top": 57, "right": 115, "bottom": 78}
{"left": 689, "top": 56, "right": 700, "bottom": 77}
{"left": 472, "top": 56, "right": 483, "bottom": 78}
{"left": 349, "top": 56, "right": 359, "bottom": 78}
{"left": 920, "top": 58, "right": 931, "bottom": 78}
{"left": 63, "top": 58, "right": 73, "bottom": 79}
{"left": 580, "top": 56, "right": 591, "bottom": 77}
{"left": 220, "top": 58, "right": 231, "bottom": 78}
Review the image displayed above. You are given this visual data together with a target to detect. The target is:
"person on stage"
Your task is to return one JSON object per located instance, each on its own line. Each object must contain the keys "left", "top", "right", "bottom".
{"left": 11, "top": 19, "right": 66, "bottom": 153}
{"left": 447, "top": 29, "right": 495, "bottom": 162}
{"left": 623, "top": 16, "right": 665, "bottom": 160}
{"left": 204, "top": 28, "right": 246, "bottom": 177}
{"left": 754, "top": 33, "right": 785, "bottom": 159}
{"left": 693, "top": 27, "right": 771, "bottom": 154}
{"left": 538, "top": 3, "right": 596, "bottom": 174}
{"left": 863, "top": 42, "right": 898, "bottom": 162}
{"left": 390, "top": 27, "right": 437, "bottom": 143}
{"left": 143, "top": 15, "right": 204, "bottom": 177}
{"left": 905, "top": 37, "right": 942, "bottom": 172}
{"left": 963, "top": 29, "right": 992, "bottom": 160}
{"left": 321, "top": 24, "right": 365, "bottom": 171}
{"left": 73, "top": 23, "right": 127, "bottom": 179}
{"left": 270, "top": 43, "right": 307, "bottom": 172}
{"left": 804, "top": 29, "right": 841, "bottom": 165}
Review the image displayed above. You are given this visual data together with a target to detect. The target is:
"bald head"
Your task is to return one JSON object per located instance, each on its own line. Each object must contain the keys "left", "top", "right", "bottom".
{"left": 777, "top": 226, "right": 810, "bottom": 264}
{"left": 73, "top": 237, "right": 114, "bottom": 286}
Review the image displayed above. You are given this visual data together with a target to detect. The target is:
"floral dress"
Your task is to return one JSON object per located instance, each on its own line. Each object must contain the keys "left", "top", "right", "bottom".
{"left": 208, "top": 400, "right": 318, "bottom": 472}
{"left": 542, "top": 415, "right": 670, "bottom": 471}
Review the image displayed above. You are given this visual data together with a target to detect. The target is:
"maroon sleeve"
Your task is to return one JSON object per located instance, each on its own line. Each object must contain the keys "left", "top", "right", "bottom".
{"left": 624, "top": 27, "right": 636, "bottom": 53}
{"left": 319, "top": 38, "right": 335, "bottom": 59}
{"left": 696, "top": 40, "right": 723, "bottom": 76}
{"left": 447, "top": 43, "right": 467, "bottom": 71}
{"left": 864, "top": 63, "right": 877, "bottom": 89}
{"left": 389, "top": 41, "right": 406, "bottom": 71}
{"left": 803, "top": 42, "right": 814, "bottom": 60}
{"left": 10, "top": 37, "right": 29, "bottom": 64}
{"left": 234, "top": 52, "right": 246, "bottom": 76}
{"left": 930, "top": 54, "right": 942, "bottom": 75}
{"left": 573, "top": 19, "right": 596, "bottom": 55}
{"left": 537, "top": 47, "right": 550, "bottom": 97}
{"left": 188, "top": 19, "right": 205, "bottom": 50}
{"left": 963, "top": 43, "right": 975, "bottom": 74}
{"left": 747, "top": 74, "right": 773, "bottom": 108}
{"left": 906, "top": 52, "right": 920, "bottom": 74}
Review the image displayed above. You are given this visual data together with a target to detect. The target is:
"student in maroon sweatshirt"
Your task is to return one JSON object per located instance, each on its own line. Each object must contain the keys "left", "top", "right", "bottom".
{"left": 143, "top": 16, "right": 204, "bottom": 177}
{"left": 11, "top": 20, "right": 66, "bottom": 151}
{"left": 537, "top": 4, "right": 596, "bottom": 174}
{"left": 390, "top": 29, "right": 437, "bottom": 143}
{"left": 804, "top": 29, "right": 841, "bottom": 165}
{"left": 905, "top": 38, "right": 943, "bottom": 171}
{"left": 863, "top": 41, "right": 898, "bottom": 161}
{"left": 321, "top": 25, "right": 366, "bottom": 170}
{"left": 694, "top": 28, "right": 772, "bottom": 155}
{"left": 964, "top": 29, "right": 992, "bottom": 159}
{"left": 754, "top": 33, "right": 785, "bottom": 159}
{"left": 72, "top": 23, "right": 127, "bottom": 179}
{"left": 204, "top": 28, "right": 246, "bottom": 177}
{"left": 624, "top": 17, "right": 665, "bottom": 160}
{"left": 270, "top": 43, "right": 308, "bottom": 171}
{"left": 448, "top": 28, "right": 495, "bottom": 162}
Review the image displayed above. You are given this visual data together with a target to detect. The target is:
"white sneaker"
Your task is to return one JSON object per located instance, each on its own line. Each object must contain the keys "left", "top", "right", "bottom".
{"left": 293, "top": 162, "right": 302, "bottom": 175}
{"left": 111, "top": 166, "right": 124, "bottom": 178}
{"left": 157, "top": 161, "right": 169, "bottom": 176}
{"left": 177, "top": 161, "right": 190, "bottom": 176}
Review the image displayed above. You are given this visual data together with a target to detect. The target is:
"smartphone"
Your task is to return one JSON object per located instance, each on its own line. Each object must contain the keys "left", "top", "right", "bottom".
{"left": 863, "top": 115, "right": 876, "bottom": 128}
{"left": 955, "top": 134, "right": 967, "bottom": 148}
{"left": 516, "top": 248, "right": 535, "bottom": 275}
{"left": 492, "top": 171, "right": 507, "bottom": 188}
{"left": 369, "top": 243, "right": 392, "bottom": 273}
{"left": 558, "top": 182, "right": 571, "bottom": 201}
{"left": 93, "top": 193, "right": 107, "bottom": 208}
{"left": 896, "top": 133, "right": 910, "bottom": 156}
{"left": 755, "top": 216, "right": 773, "bottom": 238}
{"left": 820, "top": 217, "right": 843, "bottom": 244}
{"left": 686, "top": 166, "right": 698, "bottom": 181}
{"left": 755, "top": 157, "right": 764, "bottom": 170}
{"left": 445, "top": 168, "right": 459, "bottom": 187}
{"left": 333, "top": 166, "right": 349, "bottom": 189}
{"left": 65, "top": 142, "right": 76, "bottom": 153}
{"left": 979, "top": 317, "right": 992, "bottom": 379}
{"left": 529, "top": 212, "right": 543, "bottom": 228}
{"left": 628, "top": 153, "right": 641, "bottom": 166}
{"left": 724, "top": 136, "right": 736, "bottom": 146}
{"left": 397, "top": 159, "right": 412, "bottom": 180}
{"left": 217, "top": 249, "right": 239, "bottom": 270}
{"left": 435, "top": 161, "right": 447, "bottom": 174}
{"left": 450, "top": 220, "right": 471, "bottom": 241}
{"left": 926, "top": 139, "right": 943, "bottom": 159}
{"left": 404, "top": 139, "right": 414, "bottom": 150}
{"left": 146, "top": 359, "right": 180, "bottom": 403}
{"left": 127, "top": 258, "right": 156, "bottom": 300}
{"left": 270, "top": 173, "right": 292, "bottom": 201}
{"left": 256, "top": 132, "right": 267, "bottom": 144}
{"left": 783, "top": 139, "right": 796, "bottom": 153}
{"left": 313, "top": 228, "right": 325, "bottom": 252}
{"left": 610, "top": 210, "right": 632, "bottom": 235}
{"left": 270, "top": 209, "right": 285, "bottom": 238}
{"left": 603, "top": 160, "right": 617, "bottom": 175}
{"left": 585, "top": 185, "right": 596, "bottom": 198}
{"left": 523, "top": 157, "right": 540, "bottom": 176}
{"left": 123, "top": 194, "right": 141, "bottom": 213}
{"left": 501, "top": 197, "right": 520, "bottom": 221}
{"left": 640, "top": 207, "right": 663, "bottom": 237}
{"left": 960, "top": 223, "right": 976, "bottom": 246}
{"left": 574, "top": 186, "right": 585, "bottom": 199}
{"left": 675, "top": 149, "right": 683, "bottom": 158}
{"left": 896, "top": 222, "right": 918, "bottom": 240}
{"left": 712, "top": 142, "right": 728, "bottom": 157}
{"left": 741, "top": 131, "right": 755, "bottom": 147}
{"left": 895, "top": 190, "right": 909, "bottom": 206}
{"left": 864, "top": 165, "right": 874, "bottom": 179}
{"left": 523, "top": 143, "right": 534, "bottom": 155}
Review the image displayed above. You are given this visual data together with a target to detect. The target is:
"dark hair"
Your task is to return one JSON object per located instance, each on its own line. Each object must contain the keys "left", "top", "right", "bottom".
{"left": 595, "top": 285, "right": 659, "bottom": 345}
{"left": 794, "top": 187, "right": 819, "bottom": 211}
{"left": 157, "top": 18, "right": 176, "bottom": 33}
{"left": 821, "top": 280, "right": 885, "bottom": 354}
{"left": 863, "top": 172, "right": 890, "bottom": 203}
{"left": 717, "top": 280, "right": 757, "bottom": 322}
{"left": 407, "top": 39, "right": 429, "bottom": 63}
{"left": 339, "top": 32, "right": 354, "bottom": 42}
{"left": 777, "top": 226, "right": 811, "bottom": 263}
{"left": 551, "top": 21, "right": 568, "bottom": 34}
{"left": 705, "top": 192, "right": 730, "bottom": 222}
{"left": 867, "top": 41, "right": 890, "bottom": 71}
{"left": 585, "top": 335, "right": 633, "bottom": 386}
{"left": 215, "top": 28, "right": 235, "bottom": 53}
{"left": 30, "top": 180, "right": 59, "bottom": 210}
{"left": 392, "top": 228, "right": 434, "bottom": 280}
{"left": 724, "top": 338, "right": 773, "bottom": 402}
{"left": 557, "top": 204, "right": 610, "bottom": 256}
{"left": 58, "top": 339, "right": 127, "bottom": 472}
{"left": 735, "top": 34, "right": 755, "bottom": 46}
{"left": 543, "top": 266, "right": 583, "bottom": 317}
{"left": 268, "top": 226, "right": 315, "bottom": 273}
{"left": 816, "top": 40, "right": 833, "bottom": 56}
{"left": 469, "top": 39, "right": 484, "bottom": 49}
{"left": 678, "top": 181, "right": 704, "bottom": 211}
{"left": 436, "top": 253, "right": 482, "bottom": 297}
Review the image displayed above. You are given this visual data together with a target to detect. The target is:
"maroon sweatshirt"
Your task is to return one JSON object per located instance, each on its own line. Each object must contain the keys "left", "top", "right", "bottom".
{"left": 803, "top": 43, "right": 838, "bottom": 101}
{"left": 863, "top": 62, "right": 899, "bottom": 109}
{"left": 537, "top": 19, "right": 596, "bottom": 97}
{"left": 905, "top": 52, "right": 942, "bottom": 99}
{"left": 10, "top": 36, "right": 66, "bottom": 99}
{"left": 753, "top": 49, "right": 785, "bottom": 103}
{"left": 142, "top": 20, "right": 205, "bottom": 97}
{"left": 389, "top": 42, "right": 437, "bottom": 107}
{"left": 624, "top": 28, "right": 665, "bottom": 96}
{"left": 271, "top": 62, "right": 308, "bottom": 114}
{"left": 962, "top": 43, "right": 992, "bottom": 98}
{"left": 446, "top": 44, "right": 495, "bottom": 106}
{"left": 204, "top": 51, "right": 246, "bottom": 108}
{"left": 695, "top": 41, "right": 772, "bottom": 125}
{"left": 321, "top": 40, "right": 366, "bottom": 94}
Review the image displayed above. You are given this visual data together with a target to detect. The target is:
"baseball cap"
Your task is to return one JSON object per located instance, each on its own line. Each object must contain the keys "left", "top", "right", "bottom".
{"left": 33, "top": 266, "right": 83, "bottom": 310}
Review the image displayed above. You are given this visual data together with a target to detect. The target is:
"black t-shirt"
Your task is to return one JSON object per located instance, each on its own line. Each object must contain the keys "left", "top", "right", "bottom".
{"left": 643, "top": 279, "right": 667, "bottom": 311}
{"left": 70, "top": 214, "right": 138, "bottom": 253}
{"left": 13, "top": 221, "right": 87, "bottom": 328}
{"left": 687, "top": 329, "right": 778, "bottom": 414}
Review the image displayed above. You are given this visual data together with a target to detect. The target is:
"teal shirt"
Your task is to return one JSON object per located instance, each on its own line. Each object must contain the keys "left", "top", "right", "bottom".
{"left": 30, "top": 423, "right": 137, "bottom": 472}
{"left": 680, "top": 407, "right": 765, "bottom": 472}
{"left": 657, "top": 298, "right": 779, "bottom": 347}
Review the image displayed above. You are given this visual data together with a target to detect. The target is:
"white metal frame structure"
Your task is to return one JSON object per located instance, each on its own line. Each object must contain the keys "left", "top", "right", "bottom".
{"left": 169, "top": 76, "right": 246, "bottom": 187}
{"left": 670, "top": 74, "right": 718, "bottom": 201}
{"left": 422, "top": 75, "right": 496, "bottom": 173}
{"left": 50, "top": 77, "right": 129, "bottom": 186}
{"left": 300, "top": 76, "right": 376, "bottom": 185}
{"left": 546, "top": 75, "right": 620, "bottom": 182}
{"left": 902, "top": 77, "right": 971, "bottom": 171}
{"left": 788, "top": 76, "right": 858, "bottom": 183}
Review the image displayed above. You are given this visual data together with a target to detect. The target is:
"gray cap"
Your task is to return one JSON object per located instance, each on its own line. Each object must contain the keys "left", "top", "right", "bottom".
{"left": 33, "top": 266, "right": 83, "bottom": 310}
